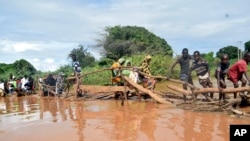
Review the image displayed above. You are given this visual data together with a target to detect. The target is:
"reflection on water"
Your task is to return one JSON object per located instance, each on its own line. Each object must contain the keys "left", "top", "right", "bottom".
{"left": 0, "top": 96, "right": 250, "bottom": 141}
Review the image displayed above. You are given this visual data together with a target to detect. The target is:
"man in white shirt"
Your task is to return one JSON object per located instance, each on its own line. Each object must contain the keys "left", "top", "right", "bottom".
{"left": 21, "top": 75, "right": 28, "bottom": 90}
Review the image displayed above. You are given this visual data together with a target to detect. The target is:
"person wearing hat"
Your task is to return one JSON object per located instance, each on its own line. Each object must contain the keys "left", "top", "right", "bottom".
{"left": 111, "top": 58, "right": 125, "bottom": 86}
{"left": 139, "top": 55, "right": 156, "bottom": 90}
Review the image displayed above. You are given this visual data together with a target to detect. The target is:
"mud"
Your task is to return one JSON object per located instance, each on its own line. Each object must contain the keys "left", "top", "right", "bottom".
{"left": 0, "top": 95, "right": 250, "bottom": 141}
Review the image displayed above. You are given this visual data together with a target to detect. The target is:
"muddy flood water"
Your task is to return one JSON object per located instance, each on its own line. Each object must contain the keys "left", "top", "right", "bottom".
{"left": 0, "top": 95, "right": 250, "bottom": 141}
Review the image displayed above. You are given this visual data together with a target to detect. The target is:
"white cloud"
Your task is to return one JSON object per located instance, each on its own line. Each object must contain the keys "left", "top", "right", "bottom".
{"left": 0, "top": 0, "right": 250, "bottom": 71}
{"left": 13, "top": 42, "right": 40, "bottom": 52}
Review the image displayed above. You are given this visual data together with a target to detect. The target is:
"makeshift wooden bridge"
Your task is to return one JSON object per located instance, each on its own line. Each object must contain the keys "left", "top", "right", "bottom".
{"left": 61, "top": 67, "right": 250, "bottom": 107}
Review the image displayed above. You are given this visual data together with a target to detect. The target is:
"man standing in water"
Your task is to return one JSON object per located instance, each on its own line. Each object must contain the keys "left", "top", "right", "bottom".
{"left": 169, "top": 48, "right": 193, "bottom": 102}
{"left": 72, "top": 55, "right": 82, "bottom": 98}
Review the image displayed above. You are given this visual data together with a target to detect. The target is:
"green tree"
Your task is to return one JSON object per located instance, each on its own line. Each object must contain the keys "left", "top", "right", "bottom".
{"left": 216, "top": 46, "right": 240, "bottom": 59}
{"left": 13, "top": 59, "right": 37, "bottom": 76}
{"left": 68, "top": 44, "right": 95, "bottom": 68}
{"left": 96, "top": 25, "right": 173, "bottom": 60}
{"left": 55, "top": 65, "right": 72, "bottom": 77}
{"left": 245, "top": 40, "right": 250, "bottom": 52}
{"left": 0, "top": 59, "right": 37, "bottom": 80}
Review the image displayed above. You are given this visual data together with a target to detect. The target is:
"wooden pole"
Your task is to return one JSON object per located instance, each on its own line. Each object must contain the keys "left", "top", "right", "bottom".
{"left": 123, "top": 76, "right": 171, "bottom": 104}
{"left": 167, "top": 84, "right": 250, "bottom": 95}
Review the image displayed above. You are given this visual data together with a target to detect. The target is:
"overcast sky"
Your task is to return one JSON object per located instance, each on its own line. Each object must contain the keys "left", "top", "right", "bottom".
{"left": 0, "top": 0, "right": 249, "bottom": 72}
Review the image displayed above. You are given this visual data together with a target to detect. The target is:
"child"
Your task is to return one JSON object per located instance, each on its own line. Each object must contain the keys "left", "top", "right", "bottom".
{"left": 190, "top": 51, "right": 213, "bottom": 100}
{"left": 214, "top": 54, "right": 230, "bottom": 103}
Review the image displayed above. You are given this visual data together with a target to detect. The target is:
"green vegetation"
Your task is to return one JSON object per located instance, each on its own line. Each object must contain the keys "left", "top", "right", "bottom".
{"left": 82, "top": 54, "right": 174, "bottom": 85}
{"left": 245, "top": 40, "right": 250, "bottom": 52}
{"left": 68, "top": 44, "right": 95, "bottom": 68}
{"left": 96, "top": 25, "right": 173, "bottom": 60}
{"left": 0, "top": 59, "right": 38, "bottom": 81}
{"left": 216, "top": 45, "right": 241, "bottom": 59}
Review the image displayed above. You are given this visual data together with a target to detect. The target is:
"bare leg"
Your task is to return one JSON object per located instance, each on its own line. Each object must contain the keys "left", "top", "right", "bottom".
{"left": 233, "top": 83, "right": 239, "bottom": 99}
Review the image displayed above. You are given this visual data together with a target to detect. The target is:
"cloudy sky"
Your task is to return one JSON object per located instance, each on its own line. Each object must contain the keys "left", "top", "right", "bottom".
{"left": 0, "top": 0, "right": 249, "bottom": 71}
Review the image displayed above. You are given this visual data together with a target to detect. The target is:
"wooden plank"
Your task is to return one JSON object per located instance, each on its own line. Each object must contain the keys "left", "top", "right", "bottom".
{"left": 167, "top": 84, "right": 250, "bottom": 95}
{"left": 123, "top": 76, "right": 171, "bottom": 104}
{"left": 78, "top": 85, "right": 125, "bottom": 94}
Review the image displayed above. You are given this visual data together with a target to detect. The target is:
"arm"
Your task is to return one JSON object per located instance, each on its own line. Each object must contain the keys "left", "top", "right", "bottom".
{"left": 168, "top": 60, "right": 178, "bottom": 77}
{"left": 216, "top": 65, "right": 222, "bottom": 90}
{"left": 243, "top": 72, "right": 250, "bottom": 85}
{"left": 188, "top": 61, "right": 194, "bottom": 77}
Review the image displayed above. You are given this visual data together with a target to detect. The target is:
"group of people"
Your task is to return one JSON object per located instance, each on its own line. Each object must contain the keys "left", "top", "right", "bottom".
{"left": 0, "top": 74, "right": 35, "bottom": 96}
{"left": 111, "top": 55, "right": 157, "bottom": 92}
{"left": 169, "top": 48, "right": 250, "bottom": 103}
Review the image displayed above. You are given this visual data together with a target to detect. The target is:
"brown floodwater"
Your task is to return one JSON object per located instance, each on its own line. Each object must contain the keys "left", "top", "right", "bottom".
{"left": 0, "top": 95, "right": 250, "bottom": 141}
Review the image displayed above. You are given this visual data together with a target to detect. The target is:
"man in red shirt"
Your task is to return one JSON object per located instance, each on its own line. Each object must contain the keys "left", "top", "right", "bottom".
{"left": 227, "top": 52, "right": 250, "bottom": 99}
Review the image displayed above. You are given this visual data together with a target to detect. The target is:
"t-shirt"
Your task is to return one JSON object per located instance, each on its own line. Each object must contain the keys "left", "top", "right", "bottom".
{"left": 191, "top": 59, "right": 209, "bottom": 76}
{"left": 73, "top": 61, "right": 81, "bottom": 73}
{"left": 214, "top": 62, "right": 230, "bottom": 79}
{"left": 21, "top": 77, "right": 27, "bottom": 89}
{"left": 177, "top": 55, "right": 192, "bottom": 75}
{"left": 227, "top": 59, "right": 247, "bottom": 80}
{"left": 129, "top": 71, "right": 139, "bottom": 83}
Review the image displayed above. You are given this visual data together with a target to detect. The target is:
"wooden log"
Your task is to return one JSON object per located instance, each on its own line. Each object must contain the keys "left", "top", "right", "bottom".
{"left": 167, "top": 84, "right": 190, "bottom": 95}
{"left": 89, "top": 93, "right": 114, "bottom": 100}
{"left": 167, "top": 84, "right": 250, "bottom": 95}
{"left": 137, "top": 71, "right": 197, "bottom": 89}
{"left": 78, "top": 85, "right": 125, "bottom": 94}
{"left": 123, "top": 76, "right": 171, "bottom": 104}
{"left": 167, "top": 84, "right": 215, "bottom": 102}
{"left": 66, "top": 67, "right": 131, "bottom": 80}
{"left": 41, "top": 84, "right": 57, "bottom": 96}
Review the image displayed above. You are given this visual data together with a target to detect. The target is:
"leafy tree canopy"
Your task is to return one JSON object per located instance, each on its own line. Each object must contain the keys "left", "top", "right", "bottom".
{"left": 0, "top": 59, "right": 37, "bottom": 80}
{"left": 216, "top": 46, "right": 240, "bottom": 59}
{"left": 245, "top": 40, "right": 250, "bottom": 52}
{"left": 13, "top": 59, "right": 37, "bottom": 76}
{"left": 68, "top": 44, "right": 95, "bottom": 68}
{"left": 97, "top": 25, "right": 173, "bottom": 60}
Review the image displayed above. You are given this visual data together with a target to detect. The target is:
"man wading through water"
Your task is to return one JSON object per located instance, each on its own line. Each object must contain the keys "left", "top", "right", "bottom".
{"left": 168, "top": 48, "right": 193, "bottom": 102}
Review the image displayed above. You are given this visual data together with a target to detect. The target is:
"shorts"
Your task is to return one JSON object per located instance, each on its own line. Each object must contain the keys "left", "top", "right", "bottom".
{"left": 198, "top": 78, "right": 212, "bottom": 87}
{"left": 180, "top": 74, "right": 187, "bottom": 81}
{"left": 198, "top": 73, "right": 212, "bottom": 86}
